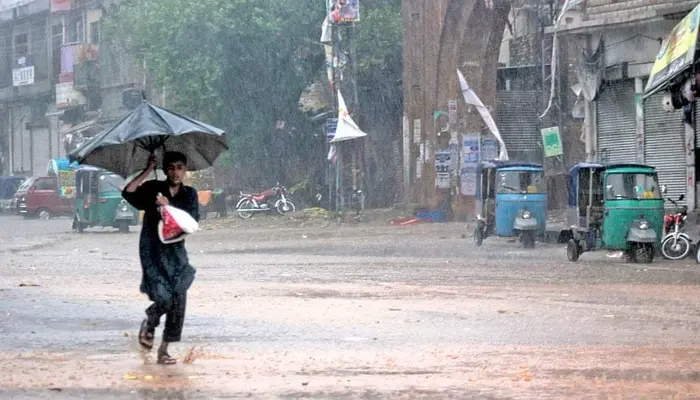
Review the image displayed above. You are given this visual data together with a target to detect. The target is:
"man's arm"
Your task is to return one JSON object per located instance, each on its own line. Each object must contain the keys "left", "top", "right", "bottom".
{"left": 122, "top": 155, "right": 157, "bottom": 210}
{"left": 185, "top": 188, "right": 201, "bottom": 222}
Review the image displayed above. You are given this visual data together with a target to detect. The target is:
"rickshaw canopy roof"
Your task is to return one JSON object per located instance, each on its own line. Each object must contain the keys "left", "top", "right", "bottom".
{"left": 604, "top": 163, "right": 657, "bottom": 174}
{"left": 478, "top": 160, "right": 543, "bottom": 172}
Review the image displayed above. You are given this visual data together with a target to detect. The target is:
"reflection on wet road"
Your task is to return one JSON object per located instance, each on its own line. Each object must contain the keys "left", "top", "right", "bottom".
{"left": 2, "top": 218, "right": 700, "bottom": 398}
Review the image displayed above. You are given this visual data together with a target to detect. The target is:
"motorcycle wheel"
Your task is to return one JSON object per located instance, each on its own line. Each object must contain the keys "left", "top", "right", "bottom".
{"left": 276, "top": 200, "right": 296, "bottom": 215}
{"left": 661, "top": 235, "right": 691, "bottom": 260}
{"left": 567, "top": 239, "right": 581, "bottom": 262}
{"left": 237, "top": 199, "right": 255, "bottom": 219}
{"left": 474, "top": 227, "right": 483, "bottom": 247}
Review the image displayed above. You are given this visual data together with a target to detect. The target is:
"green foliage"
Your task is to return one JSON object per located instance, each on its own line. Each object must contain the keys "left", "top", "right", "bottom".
{"left": 103, "top": 0, "right": 402, "bottom": 187}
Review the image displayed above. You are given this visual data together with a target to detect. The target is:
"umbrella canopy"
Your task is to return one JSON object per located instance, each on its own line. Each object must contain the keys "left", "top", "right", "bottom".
{"left": 69, "top": 102, "right": 228, "bottom": 178}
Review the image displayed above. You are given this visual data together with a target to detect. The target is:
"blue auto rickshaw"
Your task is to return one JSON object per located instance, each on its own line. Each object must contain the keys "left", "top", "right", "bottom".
{"left": 474, "top": 161, "right": 547, "bottom": 248}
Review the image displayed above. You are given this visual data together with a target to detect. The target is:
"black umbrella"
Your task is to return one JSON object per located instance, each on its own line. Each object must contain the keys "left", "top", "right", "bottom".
{"left": 68, "top": 102, "right": 228, "bottom": 178}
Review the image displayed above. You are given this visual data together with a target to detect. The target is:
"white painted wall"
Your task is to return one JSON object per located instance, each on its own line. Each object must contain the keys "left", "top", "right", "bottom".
{"left": 592, "top": 20, "right": 678, "bottom": 67}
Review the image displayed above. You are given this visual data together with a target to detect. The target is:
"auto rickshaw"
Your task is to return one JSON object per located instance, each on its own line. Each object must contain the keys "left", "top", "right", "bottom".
{"left": 72, "top": 166, "right": 139, "bottom": 233}
{"left": 474, "top": 161, "right": 547, "bottom": 248}
{"left": 562, "top": 163, "right": 664, "bottom": 263}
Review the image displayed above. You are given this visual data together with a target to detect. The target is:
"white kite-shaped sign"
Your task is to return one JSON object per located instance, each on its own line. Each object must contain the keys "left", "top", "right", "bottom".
{"left": 330, "top": 91, "right": 367, "bottom": 143}
{"left": 457, "top": 69, "right": 509, "bottom": 161}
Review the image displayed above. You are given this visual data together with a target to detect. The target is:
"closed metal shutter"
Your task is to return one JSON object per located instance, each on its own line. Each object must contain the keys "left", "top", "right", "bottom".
{"left": 597, "top": 80, "right": 637, "bottom": 164}
{"left": 496, "top": 90, "right": 541, "bottom": 163}
{"left": 645, "top": 91, "right": 686, "bottom": 205}
{"left": 31, "top": 127, "right": 50, "bottom": 176}
{"left": 695, "top": 99, "right": 700, "bottom": 147}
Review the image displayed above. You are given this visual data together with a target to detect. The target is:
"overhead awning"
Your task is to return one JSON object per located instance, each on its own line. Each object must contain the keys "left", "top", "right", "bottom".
{"left": 643, "top": 3, "right": 700, "bottom": 99}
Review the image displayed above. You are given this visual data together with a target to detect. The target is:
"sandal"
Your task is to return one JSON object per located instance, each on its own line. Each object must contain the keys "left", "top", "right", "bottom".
{"left": 138, "top": 319, "right": 154, "bottom": 350}
{"left": 157, "top": 352, "right": 177, "bottom": 365}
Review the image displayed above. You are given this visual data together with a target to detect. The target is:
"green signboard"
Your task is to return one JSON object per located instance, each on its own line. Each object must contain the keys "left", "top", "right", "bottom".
{"left": 541, "top": 126, "right": 563, "bottom": 157}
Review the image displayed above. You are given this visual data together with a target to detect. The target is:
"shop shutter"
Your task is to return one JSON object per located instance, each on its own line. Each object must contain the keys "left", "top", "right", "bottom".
{"left": 496, "top": 90, "right": 541, "bottom": 163}
{"left": 31, "top": 127, "right": 50, "bottom": 176}
{"left": 596, "top": 80, "right": 637, "bottom": 164}
{"left": 645, "top": 91, "right": 686, "bottom": 205}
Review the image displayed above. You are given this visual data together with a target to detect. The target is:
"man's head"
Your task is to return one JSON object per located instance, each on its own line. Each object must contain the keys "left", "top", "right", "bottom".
{"left": 163, "top": 151, "right": 187, "bottom": 186}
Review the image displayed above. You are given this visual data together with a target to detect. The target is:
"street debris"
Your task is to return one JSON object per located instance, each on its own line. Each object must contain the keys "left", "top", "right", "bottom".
{"left": 183, "top": 345, "right": 198, "bottom": 364}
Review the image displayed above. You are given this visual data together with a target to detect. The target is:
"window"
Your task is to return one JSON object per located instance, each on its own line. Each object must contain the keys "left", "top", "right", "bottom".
{"left": 17, "top": 178, "right": 32, "bottom": 192}
{"left": 90, "top": 21, "right": 100, "bottom": 44}
{"left": 14, "top": 33, "right": 28, "bottom": 58}
{"left": 605, "top": 173, "right": 661, "bottom": 200}
{"left": 35, "top": 179, "right": 57, "bottom": 191}
{"left": 497, "top": 170, "right": 545, "bottom": 194}
{"left": 67, "top": 15, "right": 83, "bottom": 44}
{"left": 98, "top": 174, "right": 125, "bottom": 193}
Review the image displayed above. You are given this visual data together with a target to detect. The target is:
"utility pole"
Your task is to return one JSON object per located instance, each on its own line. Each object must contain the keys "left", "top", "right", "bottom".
{"left": 328, "top": 1, "right": 362, "bottom": 212}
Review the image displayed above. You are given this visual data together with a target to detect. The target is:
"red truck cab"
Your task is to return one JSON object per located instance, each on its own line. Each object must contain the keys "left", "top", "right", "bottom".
{"left": 13, "top": 176, "right": 74, "bottom": 219}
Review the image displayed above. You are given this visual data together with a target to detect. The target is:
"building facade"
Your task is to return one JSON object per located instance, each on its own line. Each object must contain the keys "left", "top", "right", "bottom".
{"left": 554, "top": 0, "right": 699, "bottom": 209}
{"left": 0, "top": 0, "right": 143, "bottom": 178}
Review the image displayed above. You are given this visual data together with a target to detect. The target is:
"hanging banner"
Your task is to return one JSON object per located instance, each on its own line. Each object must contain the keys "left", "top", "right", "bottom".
{"left": 645, "top": 3, "right": 700, "bottom": 96}
{"left": 541, "top": 126, "right": 564, "bottom": 157}
{"left": 457, "top": 69, "right": 509, "bottom": 160}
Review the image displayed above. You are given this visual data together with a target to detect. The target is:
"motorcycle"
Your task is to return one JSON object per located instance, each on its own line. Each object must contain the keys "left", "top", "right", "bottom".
{"left": 236, "top": 183, "right": 296, "bottom": 219}
{"left": 661, "top": 194, "right": 691, "bottom": 260}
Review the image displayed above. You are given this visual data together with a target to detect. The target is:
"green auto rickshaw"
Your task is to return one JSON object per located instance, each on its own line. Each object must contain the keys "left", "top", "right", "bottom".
{"left": 72, "top": 166, "right": 139, "bottom": 233}
{"left": 562, "top": 163, "right": 665, "bottom": 263}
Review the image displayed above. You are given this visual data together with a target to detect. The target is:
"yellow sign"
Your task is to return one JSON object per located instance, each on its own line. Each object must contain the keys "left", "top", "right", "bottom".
{"left": 645, "top": 4, "right": 700, "bottom": 95}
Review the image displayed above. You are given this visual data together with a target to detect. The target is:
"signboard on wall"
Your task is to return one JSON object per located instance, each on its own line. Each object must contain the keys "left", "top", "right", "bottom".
{"left": 326, "top": 118, "right": 338, "bottom": 142}
{"left": 645, "top": 3, "right": 700, "bottom": 96}
{"left": 12, "top": 56, "right": 34, "bottom": 87}
{"left": 12, "top": 66, "right": 34, "bottom": 86}
{"left": 413, "top": 118, "right": 421, "bottom": 144}
{"left": 460, "top": 134, "right": 480, "bottom": 195}
{"left": 481, "top": 137, "right": 499, "bottom": 161}
{"left": 50, "top": 0, "right": 71, "bottom": 12}
{"left": 55, "top": 82, "right": 87, "bottom": 109}
{"left": 541, "top": 126, "right": 563, "bottom": 157}
{"left": 327, "top": 0, "right": 359, "bottom": 24}
{"left": 435, "top": 150, "right": 452, "bottom": 189}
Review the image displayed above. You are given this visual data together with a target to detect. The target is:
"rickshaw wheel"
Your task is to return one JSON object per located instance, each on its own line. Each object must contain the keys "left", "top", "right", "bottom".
{"left": 474, "top": 227, "right": 483, "bottom": 246}
{"left": 567, "top": 239, "right": 581, "bottom": 262}
{"left": 73, "top": 216, "right": 84, "bottom": 233}
{"left": 118, "top": 221, "right": 129, "bottom": 233}
{"left": 631, "top": 243, "right": 654, "bottom": 264}
{"left": 522, "top": 231, "right": 536, "bottom": 249}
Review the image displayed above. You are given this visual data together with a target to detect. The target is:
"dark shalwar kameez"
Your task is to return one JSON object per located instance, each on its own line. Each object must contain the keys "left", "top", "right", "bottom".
{"left": 122, "top": 180, "right": 199, "bottom": 342}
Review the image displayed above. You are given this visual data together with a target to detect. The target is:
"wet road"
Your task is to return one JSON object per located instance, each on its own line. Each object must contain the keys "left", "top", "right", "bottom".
{"left": 2, "top": 215, "right": 700, "bottom": 398}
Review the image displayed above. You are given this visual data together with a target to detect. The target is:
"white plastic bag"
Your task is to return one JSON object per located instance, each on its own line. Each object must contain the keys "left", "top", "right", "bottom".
{"left": 157, "top": 204, "right": 199, "bottom": 244}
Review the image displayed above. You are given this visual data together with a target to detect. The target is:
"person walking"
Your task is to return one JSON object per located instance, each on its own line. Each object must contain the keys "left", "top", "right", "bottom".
{"left": 123, "top": 151, "right": 199, "bottom": 365}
